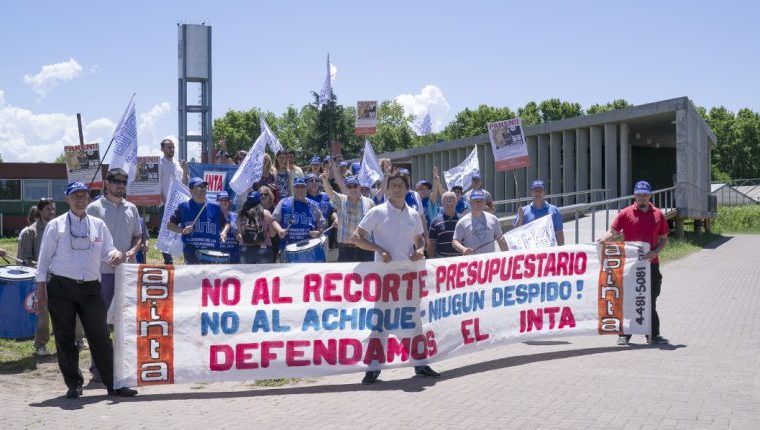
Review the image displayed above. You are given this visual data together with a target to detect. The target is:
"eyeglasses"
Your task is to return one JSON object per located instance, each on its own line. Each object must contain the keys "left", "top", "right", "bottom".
{"left": 192, "top": 184, "right": 208, "bottom": 190}
{"left": 109, "top": 179, "right": 128, "bottom": 186}
{"left": 68, "top": 214, "right": 91, "bottom": 251}
{"left": 308, "top": 179, "right": 319, "bottom": 183}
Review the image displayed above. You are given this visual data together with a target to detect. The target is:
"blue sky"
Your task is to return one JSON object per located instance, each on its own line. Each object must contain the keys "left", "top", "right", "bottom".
{"left": 1, "top": 0, "right": 759, "bottom": 162}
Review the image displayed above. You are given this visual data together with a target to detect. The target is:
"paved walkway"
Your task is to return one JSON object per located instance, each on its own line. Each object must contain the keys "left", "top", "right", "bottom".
{"left": 2, "top": 235, "right": 759, "bottom": 429}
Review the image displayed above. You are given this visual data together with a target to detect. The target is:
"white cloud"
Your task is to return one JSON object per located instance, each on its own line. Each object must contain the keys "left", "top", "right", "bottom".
{"left": 0, "top": 90, "right": 5, "bottom": 105}
{"left": 395, "top": 85, "right": 451, "bottom": 132}
{"left": 0, "top": 100, "right": 171, "bottom": 162}
{"left": 23, "top": 58, "right": 83, "bottom": 98}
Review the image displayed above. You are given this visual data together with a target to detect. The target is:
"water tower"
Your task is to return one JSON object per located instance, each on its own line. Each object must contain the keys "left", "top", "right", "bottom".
{"left": 177, "top": 23, "right": 212, "bottom": 162}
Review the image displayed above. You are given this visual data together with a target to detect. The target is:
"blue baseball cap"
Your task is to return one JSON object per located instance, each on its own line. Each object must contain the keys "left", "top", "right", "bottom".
{"left": 339, "top": 161, "right": 349, "bottom": 167}
{"left": 216, "top": 191, "right": 230, "bottom": 201}
{"left": 351, "top": 162, "right": 361, "bottom": 175}
{"left": 399, "top": 168, "right": 410, "bottom": 176}
{"left": 309, "top": 156, "right": 321, "bottom": 165}
{"left": 188, "top": 177, "right": 208, "bottom": 189}
{"left": 634, "top": 180, "right": 652, "bottom": 195}
{"left": 323, "top": 155, "right": 332, "bottom": 162}
{"left": 469, "top": 189, "right": 486, "bottom": 200}
{"left": 472, "top": 173, "right": 481, "bottom": 180}
{"left": 293, "top": 176, "right": 307, "bottom": 186}
{"left": 306, "top": 173, "right": 319, "bottom": 182}
{"left": 345, "top": 176, "right": 360, "bottom": 186}
{"left": 416, "top": 179, "right": 432, "bottom": 189}
{"left": 531, "top": 180, "right": 546, "bottom": 190}
{"left": 247, "top": 191, "right": 262, "bottom": 206}
{"left": 65, "top": 182, "right": 88, "bottom": 195}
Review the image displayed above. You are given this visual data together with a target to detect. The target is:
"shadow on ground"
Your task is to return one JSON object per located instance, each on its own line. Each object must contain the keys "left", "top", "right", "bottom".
{"left": 29, "top": 342, "right": 686, "bottom": 409}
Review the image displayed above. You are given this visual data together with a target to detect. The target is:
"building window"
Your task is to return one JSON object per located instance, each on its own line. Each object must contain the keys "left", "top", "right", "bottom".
{"left": 23, "top": 179, "right": 50, "bottom": 201}
{"left": 51, "top": 179, "right": 68, "bottom": 200}
{"left": 0, "top": 179, "right": 22, "bottom": 200}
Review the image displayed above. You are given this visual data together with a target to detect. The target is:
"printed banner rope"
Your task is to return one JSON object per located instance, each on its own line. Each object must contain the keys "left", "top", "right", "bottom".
{"left": 114, "top": 242, "right": 651, "bottom": 388}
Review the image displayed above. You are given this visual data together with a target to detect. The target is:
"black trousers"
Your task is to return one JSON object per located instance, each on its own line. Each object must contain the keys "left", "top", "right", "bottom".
{"left": 47, "top": 275, "right": 114, "bottom": 390}
{"left": 338, "top": 244, "right": 374, "bottom": 263}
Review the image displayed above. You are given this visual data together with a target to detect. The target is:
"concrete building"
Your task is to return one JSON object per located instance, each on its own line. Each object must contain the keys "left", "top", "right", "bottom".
{"left": 378, "top": 97, "right": 716, "bottom": 222}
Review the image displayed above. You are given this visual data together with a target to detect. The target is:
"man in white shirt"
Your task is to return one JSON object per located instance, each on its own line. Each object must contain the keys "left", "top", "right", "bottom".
{"left": 33, "top": 182, "right": 137, "bottom": 399}
{"left": 159, "top": 136, "right": 188, "bottom": 264}
{"left": 351, "top": 171, "right": 440, "bottom": 384}
{"left": 453, "top": 190, "right": 508, "bottom": 255}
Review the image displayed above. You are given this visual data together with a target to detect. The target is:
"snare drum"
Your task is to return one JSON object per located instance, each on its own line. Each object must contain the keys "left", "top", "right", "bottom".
{"left": 0, "top": 266, "right": 38, "bottom": 339}
{"left": 283, "top": 237, "right": 327, "bottom": 263}
{"left": 196, "top": 250, "right": 231, "bottom": 264}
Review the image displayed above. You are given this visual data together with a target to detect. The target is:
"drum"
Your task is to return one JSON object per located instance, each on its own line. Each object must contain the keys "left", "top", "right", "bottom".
{"left": 0, "top": 265, "right": 38, "bottom": 339}
{"left": 196, "top": 250, "right": 231, "bottom": 264}
{"left": 283, "top": 237, "right": 328, "bottom": 263}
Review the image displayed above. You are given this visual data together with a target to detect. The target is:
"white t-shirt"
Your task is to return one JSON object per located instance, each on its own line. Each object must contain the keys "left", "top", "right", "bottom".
{"left": 357, "top": 201, "right": 424, "bottom": 262}
{"left": 453, "top": 212, "right": 502, "bottom": 254}
{"left": 160, "top": 156, "right": 184, "bottom": 204}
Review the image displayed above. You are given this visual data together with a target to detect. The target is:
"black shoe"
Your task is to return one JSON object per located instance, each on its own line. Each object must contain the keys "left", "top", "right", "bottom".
{"left": 108, "top": 387, "right": 138, "bottom": 397}
{"left": 362, "top": 371, "right": 380, "bottom": 385}
{"left": 648, "top": 335, "right": 669, "bottom": 344}
{"left": 66, "top": 386, "right": 83, "bottom": 399}
{"left": 414, "top": 365, "right": 441, "bottom": 377}
{"left": 90, "top": 369, "right": 102, "bottom": 383}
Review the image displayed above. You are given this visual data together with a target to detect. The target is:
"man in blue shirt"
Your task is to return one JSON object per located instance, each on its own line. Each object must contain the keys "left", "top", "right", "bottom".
{"left": 272, "top": 176, "right": 325, "bottom": 256}
{"left": 450, "top": 185, "right": 471, "bottom": 216}
{"left": 513, "top": 180, "right": 565, "bottom": 245}
{"left": 168, "top": 177, "right": 229, "bottom": 264}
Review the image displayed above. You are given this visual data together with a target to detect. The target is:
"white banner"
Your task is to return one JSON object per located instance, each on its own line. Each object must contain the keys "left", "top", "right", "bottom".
{"left": 504, "top": 215, "right": 557, "bottom": 251}
{"left": 444, "top": 146, "right": 479, "bottom": 191}
{"left": 114, "top": 242, "right": 651, "bottom": 388}
{"left": 229, "top": 130, "right": 267, "bottom": 194}
{"left": 108, "top": 96, "right": 139, "bottom": 182}
{"left": 487, "top": 118, "right": 529, "bottom": 172}
{"left": 260, "top": 116, "right": 284, "bottom": 154}
{"left": 155, "top": 177, "right": 191, "bottom": 256}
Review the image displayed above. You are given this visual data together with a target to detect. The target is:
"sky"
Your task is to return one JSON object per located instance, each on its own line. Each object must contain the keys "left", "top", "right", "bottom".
{"left": 1, "top": 0, "right": 759, "bottom": 162}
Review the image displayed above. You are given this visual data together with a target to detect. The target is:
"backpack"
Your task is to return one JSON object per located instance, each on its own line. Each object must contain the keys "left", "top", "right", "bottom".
{"left": 241, "top": 210, "right": 266, "bottom": 246}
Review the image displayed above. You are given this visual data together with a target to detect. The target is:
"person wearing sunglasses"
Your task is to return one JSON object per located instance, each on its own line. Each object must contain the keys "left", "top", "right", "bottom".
{"left": 84, "top": 168, "right": 143, "bottom": 380}
{"left": 33, "top": 182, "right": 137, "bottom": 399}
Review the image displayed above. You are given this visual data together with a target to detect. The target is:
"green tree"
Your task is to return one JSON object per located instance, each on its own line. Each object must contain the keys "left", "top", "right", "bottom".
{"left": 517, "top": 101, "right": 541, "bottom": 126}
{"left": 586, "top": 99, "right": 632, "bottom": 115}
{"left": 537, "top": 98, "right": 583, "bottom": 122}
{"left": 54, "top": 152, "right": 66, "bottom": 163}
{"left": 212, "top": 108, "right": 269, "bottom": 156}
{"left": 442, "top": 105, "right": 516, "bottom": 140}
{"left": 371, "top": 100, "right": 415, "bottom": 155}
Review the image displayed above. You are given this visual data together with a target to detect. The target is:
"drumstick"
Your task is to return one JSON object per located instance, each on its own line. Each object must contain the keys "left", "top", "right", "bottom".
{"left": 0, "top": 254, "right": 32, "bottom": 266}
{"left": 191, "top": 202, "right": 208, "bottom": 225}
{"left": 471, "top": 239, "right": 496, "bottom": 253}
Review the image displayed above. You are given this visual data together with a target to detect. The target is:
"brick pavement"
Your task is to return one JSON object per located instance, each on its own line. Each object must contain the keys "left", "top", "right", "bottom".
{"left": 2, "top": 234, "right": 758, "bottom": 429}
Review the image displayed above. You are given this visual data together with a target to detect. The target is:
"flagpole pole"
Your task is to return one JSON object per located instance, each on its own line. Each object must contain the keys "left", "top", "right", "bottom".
{"left": 87, "top": 93, "right": 136, "bottom": 190}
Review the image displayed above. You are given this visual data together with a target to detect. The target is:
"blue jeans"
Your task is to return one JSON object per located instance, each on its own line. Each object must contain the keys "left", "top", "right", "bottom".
{"left": 239, "top": 246, "right": 272, "bottom": 264}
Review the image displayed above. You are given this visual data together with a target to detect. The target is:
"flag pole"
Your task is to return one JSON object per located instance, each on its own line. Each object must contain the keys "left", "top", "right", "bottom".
{"left": 87, "top": 93, "right": 136, "bottom": 190}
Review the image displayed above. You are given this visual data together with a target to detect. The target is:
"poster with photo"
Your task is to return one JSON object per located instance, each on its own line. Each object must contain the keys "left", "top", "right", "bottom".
{"left": 126, "top": 156, "right": 161, "bottom": 206}
{"left": 355, "top": 100, "right": 378, "bottom": 135}
{"left": 487, "top": 118, "right": 530, "bottom": 171}
{"left": 64, "top": 143, "right": 103, "bottom": 189}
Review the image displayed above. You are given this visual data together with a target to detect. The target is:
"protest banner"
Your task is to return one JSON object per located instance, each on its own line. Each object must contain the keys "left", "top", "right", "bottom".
{"left": 155, "top": 177, "right": 191, "bottom": 256}
{"left": 126, "top": 156, "right": 161, "bottom": 206}
{"left": 188, "top": 163, "right": 241, "bottom": 205}
{"left": 64, "top": 143, "right": 103, "bottom": 189}
{"left": 113, "top": 242, "right": 651, "bottom": 388}
{"left": 504, "top": 215, "right": 557, "bottom": 250}
{"left": 355, "top": 101, "right": 378, "bottom": 135}
{"left": 487, "top": 118, "right": 530, "bottom": 172}
{"left": 358, "top": 139, "right": 382, "bottom": 188}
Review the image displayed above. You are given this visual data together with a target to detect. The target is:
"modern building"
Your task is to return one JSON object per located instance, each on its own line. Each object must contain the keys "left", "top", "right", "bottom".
{"left": 378, "top": 96, "right": 716, "bottom": 223}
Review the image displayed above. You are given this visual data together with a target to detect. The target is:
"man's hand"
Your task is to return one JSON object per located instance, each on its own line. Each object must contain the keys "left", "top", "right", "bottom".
{"left": 308, "top": 230, "right": 321, "bottom": 239}
{"left": 380, "top": 251, "right": 392, "bottom": 263}
{"left": 278, "top": 229, "right": 287, "bottom": 239}
{"left": 181, "top": 224, "right": 194, "bottom": 235}
{"left": 180, "top": 160, "right": 188, "bottom": 171}
{"left": 432, "top": 166, "right": 440, "bottom": 182}
{"left": 644, "top": 250, "right": 659, "bottom": 262}
{"left": 33, "top": 284, "right": 47, "bottom": 315}
{"left": 220, "top": 233, "right": 227, "bottom": 243}
{"left": 108, "top": 251, "right": 124, "bottom": 267}
{"left": 410, "top": 248, "right": 425, "bottom": 262}
{"left": 125, "top": 249, "right": 137, "bottom": 262}
{"left": 462, "top": 247, "right": 474, "bottom": 255}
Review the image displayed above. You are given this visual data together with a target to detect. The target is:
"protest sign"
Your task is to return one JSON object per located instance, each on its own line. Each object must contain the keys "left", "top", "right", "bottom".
{"left": 126, "top": 156, "right": 161, "bottom": 206}
{"left": 188, "top": 163, "right": 241, "bottom": 204}
{"left": 64, "top": 143, "right": 103, "bottom": 189}
{"left": 114, "top": 242, "right": 651, "bottom": 388}
{"left": 487, "top": 118, "right": 530, "bottom": 172}
{"left": 504, "top": 214, "right": 557, "bottom": 250}
{"left": 355, "top": 101, "right": 378, "bottom": 135}
{"left": 444, "top": 146, "right": 479, "bottom": 191}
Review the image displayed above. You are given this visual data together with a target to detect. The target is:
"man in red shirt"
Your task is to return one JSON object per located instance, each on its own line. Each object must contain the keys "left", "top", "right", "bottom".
{"left": 599, "top": 180, "right": 669, "bottom": 345}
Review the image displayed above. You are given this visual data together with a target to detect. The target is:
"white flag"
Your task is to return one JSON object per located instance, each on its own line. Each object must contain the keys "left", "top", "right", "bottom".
{"left": 358, "top": 139, "right": 383, "bottom": 188}
{"left": 229, "top": 130, "right": 267, "bottom": 194}
{"left": 444, "top": 146, "right": 480, "bottom": 191}
{"left": 318, "top": 54, "right": 336, "bottom": 107}
{"left": 260, "top": 116, "right": 283, "bottom": 154}
{"left": 155, "top": 177, "right": 191, "bottom": 256}
{"left": 108, "top": 95, "right": 138, "bottom": 182}
{"left": 410, "top": 112, "right": 433, "bottom": 136}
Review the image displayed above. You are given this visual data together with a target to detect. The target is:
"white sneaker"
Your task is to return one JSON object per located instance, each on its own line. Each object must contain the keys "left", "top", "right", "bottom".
{"left": 34, "top": 346, "right": 50, "bottom": 357}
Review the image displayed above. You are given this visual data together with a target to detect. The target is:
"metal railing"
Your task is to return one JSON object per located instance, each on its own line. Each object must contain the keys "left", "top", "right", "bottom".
{"left": 493, "top": 188, "right": 611, "bottom": 215}
{"left": 498, "top": 186, "right": 677, "bottom": 244}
